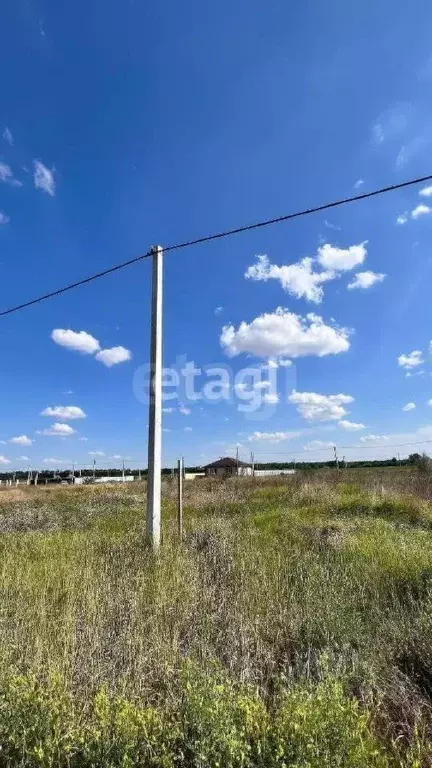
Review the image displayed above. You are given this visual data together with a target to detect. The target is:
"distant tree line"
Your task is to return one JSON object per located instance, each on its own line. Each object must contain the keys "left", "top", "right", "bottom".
{"left": 0, "top": 453, "right": 429, "bottom": 481}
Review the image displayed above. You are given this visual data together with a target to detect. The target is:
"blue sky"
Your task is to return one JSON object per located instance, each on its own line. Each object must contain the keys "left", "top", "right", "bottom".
{"left": 1, "top": 0, "right": 432, "bottom": 470}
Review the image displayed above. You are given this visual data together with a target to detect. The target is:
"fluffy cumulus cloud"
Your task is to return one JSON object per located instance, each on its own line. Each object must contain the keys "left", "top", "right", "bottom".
{"left": 263, "top": 392, "right": 279, "bottom": 404}
{"left": 245, "top": 241, "right": 369, "bottom": 304}
{"left": 43, "top": 458, "right": 70, "bottom": 465}
{"left": 88, "top": 451, "right": 105, "bottom": 457}
{"left": 95, "top": 346, "right": 132, "bottom": 367}
{"left": 41, "top": 406, "right": 86, "bottom": 420}
{"left": 420, "top": 185, "right": 432, "bottom": 198}
{"left": 10, "top": 435, "right": 33, "bottom": 446}
{"left": 33, "top": 160, "right": 55, "bottom": 196}
{"left": 52, "top": 329, "right": 131, "bottom": 367}
{"left": 338, "top": 420, "right": 365, "bottom": 431}
{"left": 411, "top": 204, "right": 431, "bottom": 219}
{"left": 288, "top": 391, "right": 354, "bottom": 422}
{"left": 398, "top": 350, "right": 424, "bottom": 369}
{"left": 316, "top": 242, "right": 367, "bottom": 271}
{"left": 396, "top": 213, "right": 408, "bottom": 225}
{"left": 0, "top": 456, "right": 11, "bottom": 465}
{"left": 248, "top": 431, "right": 301, "bottom": 443}
{"left": 0, "top": 212, "right": 9, "bottom": 225}
{"left": 17, "top": 456, "right": 29, "bottom": 462}
{"left": 41, "top": 423, "right": 75, "bottom": 437}
{"left": 245, "top": 255, "right": 335, "bottom": 304}
{"left": 179, "top": 405, "right": 191, "bottom": 415}
{"left": 52, "top": 329, "right": 100, "bottom": 355}
{"left": 221, "top": 308, "right": 350, "bottom": 359}
{"left": 403, "top": 402, "right": 416, "bottom": 412}
{"left": 347, "top": 271, "right": 386, "bottom": 290}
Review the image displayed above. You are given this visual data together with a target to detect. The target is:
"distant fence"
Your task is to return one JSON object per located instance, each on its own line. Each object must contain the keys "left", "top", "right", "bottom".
{"left": 253, "top": 469, "right": 296, "bottom": 477}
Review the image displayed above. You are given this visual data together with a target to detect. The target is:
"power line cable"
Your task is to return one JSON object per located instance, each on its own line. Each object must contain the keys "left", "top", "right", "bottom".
{"left": 1, "top": 173, "right": 431, "bottom": 318}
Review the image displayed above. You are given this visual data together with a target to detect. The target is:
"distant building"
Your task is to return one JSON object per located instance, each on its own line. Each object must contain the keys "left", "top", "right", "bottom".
{"left": 204, "top": 457, "right": 252, "bottom": 478}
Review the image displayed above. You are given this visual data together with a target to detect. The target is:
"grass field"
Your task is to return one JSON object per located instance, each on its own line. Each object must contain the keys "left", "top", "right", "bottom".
{"left": 1, "top": 469, "right": 432, "bottom": 766}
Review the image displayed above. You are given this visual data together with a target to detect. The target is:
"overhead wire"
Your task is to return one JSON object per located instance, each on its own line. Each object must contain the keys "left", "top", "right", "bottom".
{"left": 1, "top": 172, "right": 431, "bottom": 317}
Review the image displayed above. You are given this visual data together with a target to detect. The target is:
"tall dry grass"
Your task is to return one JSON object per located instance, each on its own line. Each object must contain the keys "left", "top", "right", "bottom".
{"left": 0, "top": 470, "right": 431, "bottom": 764}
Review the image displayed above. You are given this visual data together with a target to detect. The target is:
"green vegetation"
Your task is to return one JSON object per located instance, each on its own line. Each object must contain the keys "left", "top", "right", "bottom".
{"left": 0, "top": 471, "right": 432, "bottom": 765}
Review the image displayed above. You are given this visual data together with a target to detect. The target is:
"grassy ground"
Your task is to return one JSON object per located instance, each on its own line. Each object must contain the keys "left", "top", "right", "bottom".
{"left": 0, "top": 470, "right": 432, "bottom": 765}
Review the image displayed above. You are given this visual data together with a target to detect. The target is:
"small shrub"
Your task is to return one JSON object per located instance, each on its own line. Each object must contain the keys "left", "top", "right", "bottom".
{"left": 272, "top": 675, "right": 389, "bottom": 768}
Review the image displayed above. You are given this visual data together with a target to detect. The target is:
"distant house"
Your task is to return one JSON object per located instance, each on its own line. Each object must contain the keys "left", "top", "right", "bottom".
{"left": 204, "top": 457, "right": 252, "bottom": 478}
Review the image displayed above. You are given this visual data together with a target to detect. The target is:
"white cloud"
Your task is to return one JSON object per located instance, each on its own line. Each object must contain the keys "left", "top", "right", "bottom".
{"left": 112, "top": 455, "right": 122, "bottom": 460}
{"left": 323, "top": 220, "right": 341, "bottom": 231}
{"left": 42, "top": 423, "right": 75, "bottom": 437}
{"left": 317, "top": 242, "right": 367, "bottom": 271}
{"left": 41, "top": 406, "right": 86, "bottom": 420}
{"left": 360, "top": 434, "right": 390, "bottom": 444}
{"left": 214, "top": 306, "right": 223, "bottom": 315}
{"left": 411, "top": 204, "right": 431, "bottom": 220}
{"left": 0, "top": 162, "right": 12, "bottom": 183}
{"left": 338, "top": 420, "right": 365, "bottom": 431}
{"left": 396, "top": 213, "right": 408, "bottom": 225}
{"left": 246, "top": 254, "right": 335, "bottom": 304}
{"left": 17, "top": 456, "right": 29, "bottom": 461}
{"left": 221, "top": 308, "right": 350, "bottom": 359}
{"left": 0, "top": 162, "right": 21, "bottom": 187}
{"left": 43, "top": 458, "right": 70, "bottom": 465}
{"left": 248, "top": 431, "right": 301, "bottom": 443}
{"left": 354, "top": 178, "right": 364, "bottom": 189}
{"left": 428, "top": 399, "right": 432, "bottom": 407}
{"left": 79, "top": 437, "right": 88, "bottom": 441}
{"left": 33, "top": 160, "right": 55, "bottom": 196}
{"left": 263, "top": 392, "right": 279, "bottom": 404}
{"left": 184, "top": 426, "right": 193, "bottom": 432}
{"left": 260, "top": 357, "right": 293, "bottom": 369}
{"left": 179, "top": 405, "right": 191, "bottom": 415}
{"left": 420, "top": 185, "right": 432, "bottom": 198}
{"left": 88, "top": 450, "right": 105, "bottom": 456}
{"left": 10, "top": 435, "right": 32, "bottom": 446}
{"left": 289, "top": 391, "right": 354, "bottom": 422}
{"left": 0, "top": 212, "right": 9, "bottom": 225}
{"left": 0, "top": 456, "right": 11, "bottom": 465}
{"left": 162, "top": 407, "right": 175, "bottom": 413}
{"left": 398, "top": 350, "right": 424, "bottom": 369}
{"left": 254, "top": 381, "right": 271, "bottom": 390}
{"left": 347, "top": 271, "right": 386, "bottom": 290}
{"left": 52, "top": 329, "right": 100, "bottom": 355}
{"left": 304, "top": 440, "right": 335, "bottom": 451}
{"left": 2, "top": 127, "right": 13, "bottom": 146}
{"left": 403, "top": 402, "right": 416, "bottom": 412}
{"left": 95, "top": 346, "right": 132, "bottom": 367}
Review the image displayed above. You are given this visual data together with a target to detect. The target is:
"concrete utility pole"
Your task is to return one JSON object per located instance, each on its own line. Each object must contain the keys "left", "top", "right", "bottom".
{"left": 334, "top": 445, "right": 339, "bottom": 470}
{"left": 147, "top": 245, "right": 163, "bottom": 552}
{"left": 177, "top": 457, "right": 183, "bottom": 541}
{"left": 93, "top": 458, "right": 96, "bottom": 481}
{"left": 122, "top": 459, "right": 125, "bottom": 483}
{"left": 250, "top": 451, "right": 255, "bottom": 476}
